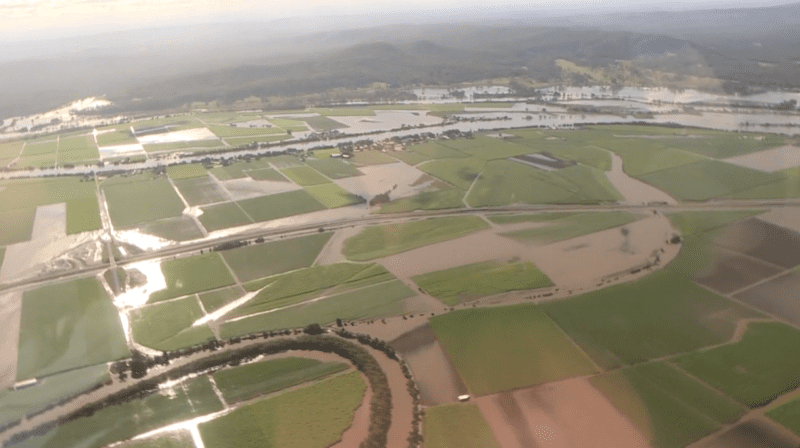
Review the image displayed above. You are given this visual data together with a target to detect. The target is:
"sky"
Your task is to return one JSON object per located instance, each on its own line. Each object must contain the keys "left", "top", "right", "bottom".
{"left": 0, "top": 0, "right": 794, "bottom": 41}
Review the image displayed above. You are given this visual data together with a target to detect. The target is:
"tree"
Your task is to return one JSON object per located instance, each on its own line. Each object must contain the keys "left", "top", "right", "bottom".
{"left": 620, "top": 227, "right": 631, "bottom": 253}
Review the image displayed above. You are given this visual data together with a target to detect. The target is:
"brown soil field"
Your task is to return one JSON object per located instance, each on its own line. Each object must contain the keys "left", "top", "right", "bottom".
{"left": 390, "top": 324, "right": 468, "bottom": 406}
{"left": 221, "top": 178, "right": 300, "bottom": 200}
{"left": 710, "top": 218, "right": 800, "bottom": 269}
{"left": 689, "top": 417, "right": 799, "bottom": 448}
{"left": 758, "top": 207, "right": 800, "bottom": 234}
{"left": 693, "top": 246, "right": 783, "bottom": 294}
{"left": 734, "top": 272, "right": 800, "bottom": 325}
{"left": 0, "top": 291, "right": 21, "bottom": 388}
{"left": 724, "top": 145, "right": 800, "bottom": 172}
{"left": 476, "top": 378, "right": 649, "bottom": 448}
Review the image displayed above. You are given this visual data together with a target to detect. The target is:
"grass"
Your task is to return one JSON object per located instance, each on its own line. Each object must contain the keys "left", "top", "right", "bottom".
{"left": 130, "top": 296, "right": 215, "bottom": 351}
{"left": 122, "top": 431, "right": 195, "bottom": 448}
{"left": 206, "top": 124, "right": 283, "bottom": 138}
{"left": 542, "top": 270, "right": 764, "bottom": 369}
{"left": 639, "top": 161, "right": 779, "bottom": 201}
{"left": 172, "top": 175, "right": 229, "bottom": 206}
{"left": 95, "top": 130, "right": 137, "bottom": 147}
{"left": 487, "top": 212, "right": 578, "bottom": 225}
{"left": 15, "top": 154, "right": 55, "bottom": 168}
{"left": 343, "top": 216, "right": 490, "bottom": 261}
{"left": 667, "top": 210, "right": 765, "bottom": 236}
{"left": 0, "top": 140, "right": 25, "bottom": 158}
{"left": 349, "top": 151, "right": 397, "bottom": 165}
{"left": 102, "top": 177, "right": 185, "bottom": 227}
{"left": 300, "top": 115, "right": 347, "bottom": 131}
{"left": 466, "top": 161, "right": 623, "bottom": 206}
{"left": 305, "top": 158, "right": 363, "bottom": 179}
{"left": 224, "top": 135, "right": 291, "bottom": 147}
{"left": 209, "top": 164, "right": 249, "bottom": 180}
{"left": 17, "top": 277, "right": 129, "bottom": 380}
{"left": 390, "top": 150, "right": 431, "bottom": 166}
{"left": 418, "top": 157, "right": 486, "bottom": 190}
{"left": 22, "top": 140, "right": 57, "bottom": 156}
{"left": 0, "top": 364, "right": 109, "bottom": 427}
{"left": 267, "top": 154, "right": 304, "bottom": 168}
{"left": 66, "top": 198, "right": 102, "bottom": 234}
{"left": 306, "top": 183, "right": 363, "bottom": 208}
{"left": 166, "top": 163, "right": 207, "bottom": 180}
{"left": 198, "top": 286, "right": 243, "bottom": 313}
{"left": 673, "top": 322, "right": 800, "bottom": 408}
{"left": 268, "top": 117, "right": 309, "bottom": 130}
{"left": 279, "top": 166, "right": 331, "bottom": 186}
{"left": 148, "top": 253, "right": 236, "bottom": 303}
{"left": 413, "top": 260, "right": 552, "bottom": 305}
{"left": 499, "top": 212, "right": 642, "bottom": 244}
{"left": 725, "top": 175, "right": 800, "bottom": 200}
{"left": 220, "top": 280, "right": 413, "bottom": 337}
{"left": 199, "top": 371, "right": 365, "bottom": 448}
{"left": 220, "top": 232, "right": 332, "bottom": 283}
{"left": 0, "top": 208, "right": 36, "bottom": 245}
{"left": 410, "top": 142, "right": 469, "bottom": 159}
{"left": 0, "top": 178, "right": 101, "bottom": 231}
{"left": 213, "top": 357, "right": 349, "bottom": 404}
{"left": 143, "top": 140, "right": 224, "bottom": 153}
{"left": 20, "top": 376, "right": 222, "bottom": 448}
{"left": 430, "top": 304, "right": 598, "bottom": 396}
{"left": 378, "top": 188, "right": 465, "bottom": 213}
{"left": 245, "top": 167, "right": 289, "bottom": 182}
{"left": 198, "top": 202, "right": 253, "bottom": 232}
{"left": 666, "top": 131, "right": 784, "bottom": 159}
{"left": 768, "top": 397, "right": 800, "bottom": 437}
{"left": 58, "top": 135, "right": 97, "bottom": 152}
{"left": 236, "top": 189, "right": 326, "bottom": 222}
{"left": 423, "top": 404, "right": 501, "bottom": 448}
{"left": 438, "top": 136, "right": 534, "bottom": 160}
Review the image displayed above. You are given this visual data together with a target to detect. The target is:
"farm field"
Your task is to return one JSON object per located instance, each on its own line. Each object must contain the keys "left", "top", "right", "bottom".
{"left": 16, "top": 277, "right": 129, "bottom": 379}
{"left": 220, "top": 280, "right": 414, "bottom": 338}
{"left": 121, "top": 431, "right": 195, "bottom": 448}
{"left": 197, "top": 202, "right": 252, "bottom": 232}
{"left": 279, "top": 165, "right": 331, "bottom": 186}
{"left": 378, "top": 188, "right": 465, "bottom": 213}
{"left": 213, "top": 357, "right": 348, "bottom": 404}
{"left": 166, "top": 163, "right": 207, "bottom": 180}
{"left": 768, "top": 397, "right": 800, "bottom": 437}
{"left": 499, "top": 211, "right": 642, "bottom": 244}
{"left": 198, "top": 286, "right": 243, "bottom": 313}
{"left": 305, "top": 158, "right": 363, "bottom": 179}
{"left": 667, "top": 210, "right": 765, "bottom": 235}
{"left": 438, "top": 136, "right": 533, "bottom": 160}
{"left": 418, "top": 157, "right": 485, "bottom": 190}
{"left": 172, "top": 175, "right": 229, "bottom": 206}
{"left": 423, "top": 404, "right": 501, "bottom": 448}
{"left": 148, "top": 253, "right": 236, "bottom": 303}
{"left": 705, "top": 218, "right": 800, "bottom": 268}
{"left": 542, "top": 270, "right": 763, "bottom": 369}
{"left": 199, "top": 370, "right": 365, "bottom": 448}
{"left": 18, "top": 376, "right": 222, "bottom": 448}
{"left": 206, "top": 124, "right": 284, "bottom": 138}
{"left": 22, "top": 140, "right": 57, "bottom": 156}
{"left": 343, "top": 216, "right": 490, "bottom": 261}
{"left": 349, "top": 151, "right": 397, "bottom": 165}
{"left": 389, "top": 149, "right": 431, "bottom": 166}
{"left": 0, "top": 208, "right": 36, "bottom": 245}
{"left": 674, "top": 322, "right": 800, "bottom": 408}
{"left": 430, "top": 304, "right": 598, "bottom": 396}
{"left": 66, "top": 198, "right": 102, "bottom": 234}
{"left": 306, "top": 183, "right": 363, "bottom": 208}
{"left": 0, "top": 141, "right": 25, "bottom": 159}
{"left": 130, "top": 296, "right": 215, "bottom": 351}
{"left": 410, "top": 141, "right": 469, "bottom": 159}
{"left": 638, "top": 161, "right": 779, "bottom": 201}
{"left": 236, "top": 189, "right": 326, "bottom": 222}
{"left": 487, "top": 211, "right": 577, "bottom": 225}
{"left": 142, "top": 140, "right": 223, "bottom": 152}
{"left": 412, "top": 260, "right": 552, "bottom": 305}
{"left": 223, "top": 134, "right": 291, "bottom": 147}
{"left": 298, "top": 115, "right": 346, "bottom": 131}
{"left": 220, "top": 232, "right": 332, "bottom": 283}
{"left": 102, "top": 177, "right": 186, "bottom": 227}
{"left": 735, "top": 272, "right": 800, "bottom": 325}
{"left": 209, "top": 164, "right": 249, "bottom": 180}
{"left": 244, "top": 167, "right": 289, "bottom": 182}
{"left": 95, "top": 129, "right": 137, "bottom": 147}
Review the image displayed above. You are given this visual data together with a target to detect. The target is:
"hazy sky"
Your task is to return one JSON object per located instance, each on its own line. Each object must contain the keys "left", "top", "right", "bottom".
{"left": 0, "top": 0, "right": 793, "bottom": 41}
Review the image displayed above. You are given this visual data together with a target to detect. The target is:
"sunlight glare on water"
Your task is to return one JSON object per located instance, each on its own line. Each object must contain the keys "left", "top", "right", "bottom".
{"left": 114, "top": 260, "right": 166, "bottom": 309}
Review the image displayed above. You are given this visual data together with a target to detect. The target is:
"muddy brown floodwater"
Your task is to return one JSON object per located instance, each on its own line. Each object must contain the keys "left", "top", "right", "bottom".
{"left": 712, "top": 218, "right": 800, "bottom": 269}
{"left": 693, "top": 246, "right": 783, "bottom": 294}
{"left": 390, "top": 324, "right": 468, "bottom": 406}
{"left": 690, "top": 417, "right": 800, "bottom": 448}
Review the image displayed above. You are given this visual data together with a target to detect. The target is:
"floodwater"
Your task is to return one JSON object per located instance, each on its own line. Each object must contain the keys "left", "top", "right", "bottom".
{"left": 97, "top": 143, "right": 147, "bottom": 159}
{"left": 114, "top": 229, "right": 173, "bottom": 251}
{"left": 734, "top": 272, "right": 800, "bottom": 326}
{"left": 711, "top": 218, "right": 800, "bottom": 269}
{"left": 724, "top": 145, "right": 800, "bottom": 172}
{"left": 221, "top": 178, "right": 301, "bottom": 201}
{"left": 693, "top": 247, "right": 782, "bottom": 294}
{"left": 605, "top": 152, "right": 678, "bottom": 205}
{"left": 333, "top": 111, "right": 442, "bottom": 134}
{"left": 136, "top": 128, "right": 218, "bottom": 144}
{"left": 333, "top": 162, "right": 436, "bottom": 201}
{"left": 114, "top": 260, "right": 166, "bottom": 309}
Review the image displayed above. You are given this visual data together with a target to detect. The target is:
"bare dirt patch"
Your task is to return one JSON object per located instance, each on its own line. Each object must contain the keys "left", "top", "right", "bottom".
{"left": 390, "top": 324, "right": 468, "bottom": 406}
{"left": 694, "top": 246, "right": 783, "bottom": 294}
{"left": 710, "top": 218, "right": 800, "bottom": 268}
{"left": 758, "top": 207, "right": 800, "bottom": 234}
{"left": 0, "top": 291, "right": 21, "bottom": 388}
{"left": 724, "top": 145, "right": 800, "bottom": 172}
{"left": 690, "top": 417, "right": 799, "bottom": 448}
{"left": 734, "top": 272, "right": 800, "bottom": 325}
{"left": 476, "top": 378, "right": 648, "bottom": 448}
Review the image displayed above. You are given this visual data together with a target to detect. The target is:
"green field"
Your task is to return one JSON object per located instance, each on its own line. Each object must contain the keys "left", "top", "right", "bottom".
{"left": 667, "top": 210, "right": 765, "bottom": 236}
{"left": 438, "top": 136, "right": 534, "bottom": 160}
{"left": 57, "top": 135, "right": 99, "bottom": 165}
{"left": 343, "top": 216, "right": 490, "bottom": 261}
{"left": 279, "top": 166, "right": 331, "bottom": 186}
{"left": 148, "top": 253, "right": 236, "bottom": 303}
{"left": 130, "top": 296, "right": 215, "bottom": 351}
{"left": 268, "top": 117, "right": 309, "bottom": 131}
{"left": 103, "top": 177, "right": 186, "bottom": 227}
{"left": 725, "top": 175, "right": 800, "bottom": 200}
{"left": 224, "top": 135, "right": 291, "bottom": 147}
{"left": 19, "top": 376, "right": 222, "bottom": 448}
{"left": 390, "top": 149, "right": 431, "bottom": 166}
{"left": 0, "top": 178, "right": 101, "bottom": 233}
{"left": 639, "top": 161, "right": 779, "bottom": 201}
{"left": 0, "top": 207, "right": 36, "bottom": 245}
{"left": 66, "top": 198, "right": 102, "bottom": 234}
{"left": 15, "top": 154, "right": 55, "bottom": 168}
{"left": 305, "top": 158, "right": 363, "bottom": 179}
{"left": 305, "top": 183, "right": 363, "bottom": 208}
{"left": 674, "top": 322, "right": 800, "bottom": 408}
{"left": 213, "top": 357, "right": 348, "bottom": 404}
{"left": 206, "top": 124, "right": 284, "bottom": 138}
{"left": 209, "top": 163, "right": 249, "bottom": 180}
{"left": 121, "top": 431, "right": 195, "bottom": 448}
{"left": 430, "top": 304, "right": 598, "bottom": 396}
{"left": 666, "top": 131, "right": 784, "bottom": 159}
{"left": 418, "top": 157, "right": 486, "bottom": 190}
{"left": 378, "top": 188, "right": 465, "bottom": 213}
{"left": 413, "top": 260, "right": 552, "bottom": 305}
{"left": 172, "top": 175, "right": 229, "bottom": 206}
{"left": 220, "top": 232, "right": 331, "bottom": 283}
{"left": 511, "top": 132, "right": 612, "bottom": 171}
{"left": 236, "top": 189, "right": 326, "bottom": 222}
{"left": 349, "top": 151, "right": 397, "bottom": 165}
{"left": 198, "top": 202, "right": 253, "bottom": 232}
{"left": 0, "top": 364, "right": 109, "bottom": 426}
{"left": 22, "top": 140, "right": 58, "bottom": 156}
{"left": 499, "top": 212, "right": 642, "bottom": 244}
{"left": 768, "top": 397, "right": 800, "bottom": 437}
{"left": 220, "top": 280, "right": 413, "bottom": 337}
{"left": 487, "top": 212, "right": 577, "bottom": 225}
{"left": 466, "top": 161, "right": 623, "bottom": 206}
{"left": 424, "top": 404, "right": 501, "bottom": 448}
{"left": 166, "top": 163, "right": 208, "bottom": 180}
{"left": 198, "top": 286, "right": 243, "bottom": 313}
{"left": 411, "top": 141, "right": 470, "bottom": 159}
{"left": 299, "top": 116, "right": 347, "bottom": 131}
{"left": 0, "top": 140, "right": 25, "bottom": 158}
{"left": 17, "top": 277, "right": 129, "bottom": 379}
{"left": 542, "top": 270, "right": 763, "bottom": 369}
{"left": 199, "top": 371, "right": 365, "bottom": 448}
{"left": 267, "top": 154, "right": 304, "bottom": 168}
{"left": 95, "top": 129, "right": 137, "bottom": 147}
{"left": 245, "top": 167, "right": 289, "bottom": 182}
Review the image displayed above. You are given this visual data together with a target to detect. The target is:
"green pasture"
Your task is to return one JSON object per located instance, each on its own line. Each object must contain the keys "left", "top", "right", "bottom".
{"left": 172, "top": 175, "right": 229, "bottom": 206}
{"left": 245, "top": 167, "right": 289, "bottom": 182}
{"left": 220, "top": 232, "right": 332, "bottom": 283}
{"left": 198, "top": 286, "right": 243, "bottom": 313}
{"left": 299, "top": 116, "right": 347, "bottom": 131}
{"left": 499, "top": 212, "right": 642, "bottom": 244}
{"left": 207, "top": 124, "right": 283, "bottom": 138}
{"left": 224, "top": 135, "right": 291, "bottom": 147}
{"left": 306, "top": 183, "right": 363, "bottom": 208}
{"left": 378, "top": 188, "right": 465, "bottom": 213}
{"left": 102, "top": 177, "right": 185, "bottom": 227}
{"left": 198, "top": 202, "right": 253, "bottom": 232}
{"left": 349, "top": 151, "right": 397, "bottom": 165}
{"left": 410, "top": 141, "right": 469, "bottom": 159}
{"left": 667, "top": 210, "right": 765, "bottom": 236}
{"left": 0, "top": 208, "right": 36, "bottom": 245}
{"left": 148, "top": 253, "right": 236, "bottom": 303}
{"left": 236, "top": 189, "right": 326, "bottom": 222}
{"left": 130, "top": 296, "right": 215, "bottom": 351}
{"left": 639, "top": 161, "right": 779, "bottom": 201}
{"left": 390, "top": 149, "right": 431, "bottom": 166}
{"left": 279, "top": 166, "right": 331, "bottom": 186}
{"left": 418, "top": 157, "right": 485, "bottom": 190}
{"left": 166, "top": 163, "right": 208, "bottom": 180}
{"left": 423, "top": 404, "right": 501, "bottom": 448}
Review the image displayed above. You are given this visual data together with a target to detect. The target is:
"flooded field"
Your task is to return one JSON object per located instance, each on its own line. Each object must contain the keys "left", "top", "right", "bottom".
{"left": 333, "top": 111, "right": 442, "bottom": 134}
{"left": 724, "top": 145, "right": 800, "bottom": 172}
{"left": 735, "top": 272, "right": 800, "bottom": 325}
{"left": 757, "top": 207, "right": 800, "bottom": 234}
{"left": 711, "top": 218, "right": 800, "bottom": 269}
{"left": 690, "top": 418, "right": 799, "bottom": 448}
{"left": 0, "top": 291, "right": 21, "bottom": 388}
{"left": 605, "top": 152, "right": 677, "bottom": 205}
{"left": 220, "top": 177, "right": 301, "bottom": 200}
{"left": 476, "top": 379, "right": 647, "bottom": 448}
{"left": 390, "top": 324, "right": 468, "bottom": 406}
{"left": 333, "top": 162, "right": 440, "bottom": 201}
{"left": 693, "top": 246, "right": 783, "bottom": 294}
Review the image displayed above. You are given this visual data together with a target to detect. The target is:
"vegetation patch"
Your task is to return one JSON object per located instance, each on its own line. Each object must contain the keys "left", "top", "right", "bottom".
{"left": 430, "top": 304, "right": 598, "bottom": 396}
{"left": 166, "top": 163, "right": 208, "bottom": 180}
{"left": 148, "top": 253, "right": 236, "bottom": 303}
{"left": 542, "top": 270, "right": 763, "bottom": 369}
{"left": 213, "top": 357, "right": 348, "bottom": 404}
{"left": 279, "top": 165, "right": 331, "bottom": 186}
{"left": 142, "top": 140, "right": 223, "bottom": 153}
{"left": 22, "top": 140, "right": 57, "bottom": 156}
{"left": 130, "top": 296, "right": 215, "bottom": 351}
{"left": 343, "top": 216, "right": 490, "bottom": 261}
{"left": 224, "top": 134, "right": 291, "bottom": 147}
{"left": 66, "top": 198, "right": 102, "bottom": 234}
{"left": 221, "top": 232, "right": 332, "bottom": 283}
{"left": 121, "top": 431, "right": 195, "bottom": 448}
{"left": 410, "top": 142, "right": 469, "bottom": 159}
{"left": 413, "top": 260, "right": 552, "bottom": 305}
{"left": 423, "top": 403, "right": 501, "bottom": 448}
{"left": 306, "top": 158, "right": 363, "bottom": 179}
{"left": 378, "top": 188, "right": 465, "bottom": 213}
{"left": 95, "top": 130, "right": 137, "bottom": 147}
{"left": 103, "top": 177, "right": 185, "bottom": 227}
{"left": 306, "top": 183, "right": 363, "bottom": 208}
{"left": 198, "top": 202, "right": 252, "bottom": 232}
{"left": 390, "top": 150, "right": 431, "bottom": 166}
{"left": 417, "top": 157, "right": 486, "bottom": 190}
{"left": 17, "top": 277, "right": 130, "bottom": 379}
{"left": 487, "top": 212, "right": 577, "bottom": 225}
{"left": 207, "top": 124, "right": 283, "bottom": 138}
{"left": 236, "top": 189, "right": 326, "bottom": 222}
{"left": 499, "top": 211, "right": 642, "bottom": 244}
{"left": 198, "top": 286, "right": 243, "bottom": 313}
{"left": 0, "top": 207, "right": 36, "bottom": 245}
{"left": 667, "top": 210, "right": 765, "bottom": 235}
{"left": 244, "top": 167, "right": 289, "bottom": 182}
{"left": 209, "top": 163, "right": 249, "bottom": 180}
{"left": 299, "top": 115, "right": 347, "bottom": 131}
{"left": 439, "top": 136, "right": 534, "bottom": 160}
{"left": 639, "top": 161, "right": 779, "bottom": 201}
{"left": 172, "top": 175, "right": 229, "bottom": 206}
{"left": 768, "top": 397, "right": 800, "bottom": 437}
{"left": 199, "top": 371, "right": 366, "bottom": 448}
